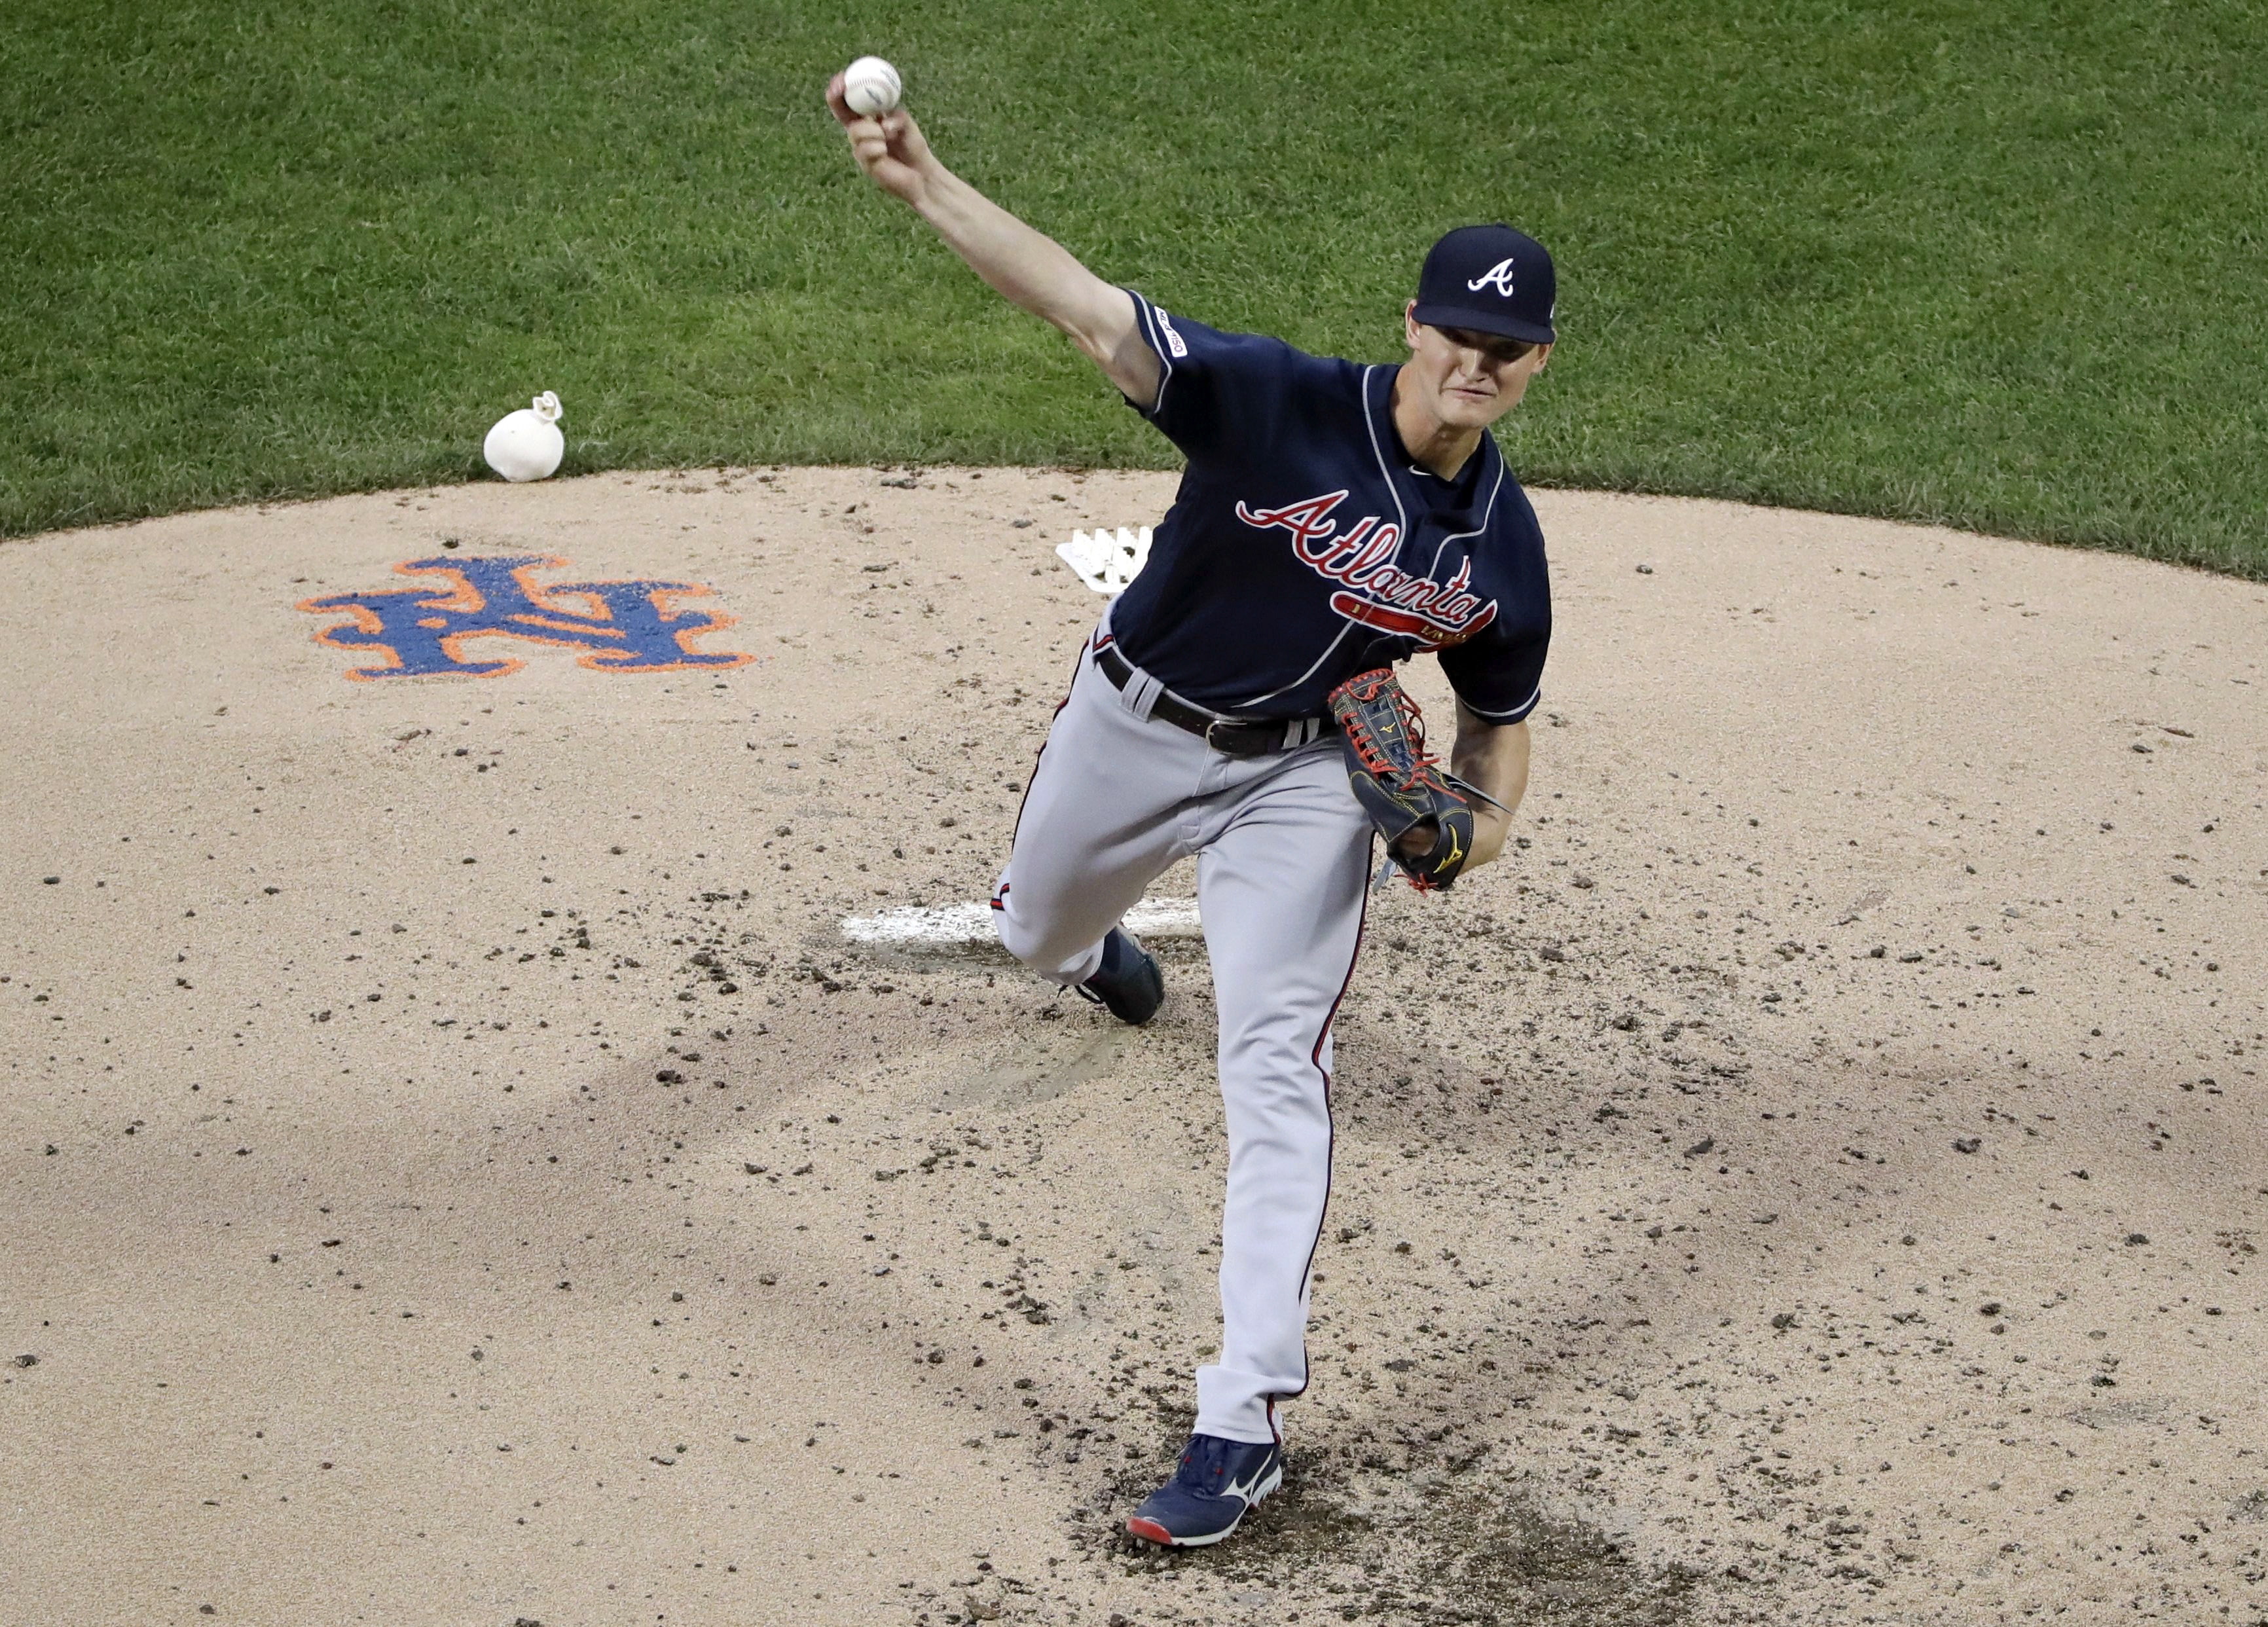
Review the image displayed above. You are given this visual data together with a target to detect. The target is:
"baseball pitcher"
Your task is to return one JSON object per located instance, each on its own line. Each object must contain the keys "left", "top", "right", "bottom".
{"left": 830, "top": 68, "right": 1553, "bottom": 1546}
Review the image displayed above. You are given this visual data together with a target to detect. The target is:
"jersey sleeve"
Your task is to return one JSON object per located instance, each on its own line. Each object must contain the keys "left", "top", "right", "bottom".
{"left": 1122, "top": 289, "right": 1297, "bottom": 464}
{"left": 1437, "top": 613, "right": 1550, "bottom": 723}
{"left": 1436, "top": 498, "right": 1552, "bottom": 723}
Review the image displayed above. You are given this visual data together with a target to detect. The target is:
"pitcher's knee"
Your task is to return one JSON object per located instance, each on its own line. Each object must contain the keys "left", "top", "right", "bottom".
{"left": 992, "top": 911, "right": 1059, "bottom": 972}
{"left": 992, "top": 904, "right": 1101, "bottom": 985}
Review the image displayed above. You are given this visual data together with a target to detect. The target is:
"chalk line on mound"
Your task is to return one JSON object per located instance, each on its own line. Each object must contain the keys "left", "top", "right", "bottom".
{"left": 841, "top": 897, "right": 1203, "bottom": 947}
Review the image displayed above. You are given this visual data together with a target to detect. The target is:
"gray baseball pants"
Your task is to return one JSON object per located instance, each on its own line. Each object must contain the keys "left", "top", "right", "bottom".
{"left": 990, "top": 626, "right": 1372, "bottom": 1446}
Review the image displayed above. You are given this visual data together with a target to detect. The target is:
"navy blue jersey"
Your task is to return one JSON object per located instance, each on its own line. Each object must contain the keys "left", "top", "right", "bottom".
{"left": 1107, "top": 289, "right": 1552, "bottom": 723}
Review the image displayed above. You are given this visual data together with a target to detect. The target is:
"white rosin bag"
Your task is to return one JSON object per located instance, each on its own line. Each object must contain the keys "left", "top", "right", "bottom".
{"left": 1055, "top": 526, "right": 1153, "bottom": 596}
{"left": 483, "top": 391, "right": 564, "bottom": 482}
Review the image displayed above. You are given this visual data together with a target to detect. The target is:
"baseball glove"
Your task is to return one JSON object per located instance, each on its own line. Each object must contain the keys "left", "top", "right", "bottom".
{"left": 1326, "top": 667, "right": 1480, "bottom": 892}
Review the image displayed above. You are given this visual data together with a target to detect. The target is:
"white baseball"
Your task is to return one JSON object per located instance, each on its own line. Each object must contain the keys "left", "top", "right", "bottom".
{"left": 842, "top": 56, "right": 901, "bottom": 117}
{"left": 483, "top": 390, "right": 564, "bottom": 483}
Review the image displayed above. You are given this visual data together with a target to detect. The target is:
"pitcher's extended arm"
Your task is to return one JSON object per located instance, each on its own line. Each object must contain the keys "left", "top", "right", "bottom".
{"left": 826, "top": 75, "right": 1160, "bottom": 406}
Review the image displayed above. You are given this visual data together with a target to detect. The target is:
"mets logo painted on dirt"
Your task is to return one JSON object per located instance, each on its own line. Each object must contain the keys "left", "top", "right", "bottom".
{"left": 298, "top": 554, "right": 755, "bottom": 681}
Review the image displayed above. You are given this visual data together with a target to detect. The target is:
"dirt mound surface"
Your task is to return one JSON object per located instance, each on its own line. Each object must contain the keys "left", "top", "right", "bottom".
{"left": 3, "top": 468, "right": 2263, "bottom": 1625}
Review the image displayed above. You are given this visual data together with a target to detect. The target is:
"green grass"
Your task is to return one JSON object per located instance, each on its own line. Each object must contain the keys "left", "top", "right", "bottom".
{"left": 4, "top": 0, "right": 2264, "bottom": 576}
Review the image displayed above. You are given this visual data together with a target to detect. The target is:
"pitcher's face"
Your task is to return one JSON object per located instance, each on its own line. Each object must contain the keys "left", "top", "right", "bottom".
{"left": 1402, "top": 303, "right": 1551, "bottom": 430}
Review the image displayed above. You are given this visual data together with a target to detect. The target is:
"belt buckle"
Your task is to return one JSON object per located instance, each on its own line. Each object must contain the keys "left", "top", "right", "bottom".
{"left": 1203, "top": 717, "right": 1240, "bottom": 753}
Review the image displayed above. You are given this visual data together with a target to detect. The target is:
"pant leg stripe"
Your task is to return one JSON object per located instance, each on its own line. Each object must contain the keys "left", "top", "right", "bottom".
{"left": 1281, "top": 834, "right": 1374, "bottom": 1402}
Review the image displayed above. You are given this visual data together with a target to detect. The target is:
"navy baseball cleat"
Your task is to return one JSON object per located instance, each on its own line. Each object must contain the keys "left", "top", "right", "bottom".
{"left": 1125, "top": 1433, "right": 1284, "bottom": 1546}
{"left": 1076, "top": 926, "right": 1164, "bottom": 1025}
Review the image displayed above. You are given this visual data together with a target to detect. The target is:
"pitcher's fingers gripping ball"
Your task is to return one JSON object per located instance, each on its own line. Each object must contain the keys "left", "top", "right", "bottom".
{"left": 841, "top": 55, "right": 901, "bottom": 116}
{"left": 824, "top": 63, "right": 932, "bottom": 211}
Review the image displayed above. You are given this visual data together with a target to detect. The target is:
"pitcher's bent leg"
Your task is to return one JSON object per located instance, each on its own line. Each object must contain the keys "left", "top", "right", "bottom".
{"left": 990, "top": 648, "right": 1192, "bottom": 985}
{"left": 1191, "top": 759, "right": 1372, "bottom": 1444}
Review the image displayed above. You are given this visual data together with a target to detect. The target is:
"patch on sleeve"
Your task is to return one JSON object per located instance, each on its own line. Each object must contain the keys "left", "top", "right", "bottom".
{"left": 1153, "top": 307, "right": 1190, "bottom": 358}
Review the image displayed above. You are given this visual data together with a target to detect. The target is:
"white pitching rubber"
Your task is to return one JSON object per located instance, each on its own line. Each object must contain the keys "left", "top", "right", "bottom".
{"left": 843, "top": 896, "right": 1201, "bottom": 949}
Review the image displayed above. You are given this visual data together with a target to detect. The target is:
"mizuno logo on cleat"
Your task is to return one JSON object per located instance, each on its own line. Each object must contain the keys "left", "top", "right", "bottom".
{"left": 1223, "top": 1464, "right": 1270, "bottom": 1505}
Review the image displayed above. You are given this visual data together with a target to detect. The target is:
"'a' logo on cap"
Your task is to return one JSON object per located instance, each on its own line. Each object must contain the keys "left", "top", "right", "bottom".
{"left": 1465, "top": 257, "right": 1520, "bottom": 297}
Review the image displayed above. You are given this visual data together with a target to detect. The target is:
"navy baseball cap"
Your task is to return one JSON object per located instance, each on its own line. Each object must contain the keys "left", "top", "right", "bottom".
{"left": 1412, "top": 224, "right": 1556, "bottom": 345}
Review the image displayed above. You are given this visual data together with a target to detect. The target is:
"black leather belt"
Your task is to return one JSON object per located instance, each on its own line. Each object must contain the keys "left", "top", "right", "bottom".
{"left": 1093, "top": 640, "right": 1329, "bottom": 757}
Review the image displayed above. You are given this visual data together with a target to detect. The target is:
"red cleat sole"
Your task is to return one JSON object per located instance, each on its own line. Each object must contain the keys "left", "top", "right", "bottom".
{"left": 1125, "top": 1516, "right": 1175, "bottom": 1545}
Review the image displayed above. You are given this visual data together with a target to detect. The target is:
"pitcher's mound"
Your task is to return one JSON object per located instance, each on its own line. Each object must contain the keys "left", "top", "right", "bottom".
{"left": 3, "top": 467, "right": 2263, "bottom": 1626}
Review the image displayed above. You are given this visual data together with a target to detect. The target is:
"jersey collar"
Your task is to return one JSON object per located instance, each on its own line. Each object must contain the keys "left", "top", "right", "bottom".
{"left": 1363, "top": 364, "right": 1503, "bottom": 528}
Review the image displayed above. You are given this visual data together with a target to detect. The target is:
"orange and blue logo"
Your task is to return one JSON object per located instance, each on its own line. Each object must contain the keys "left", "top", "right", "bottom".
{"left": 298, "top": 555, "right": 756, "bottom": 681}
